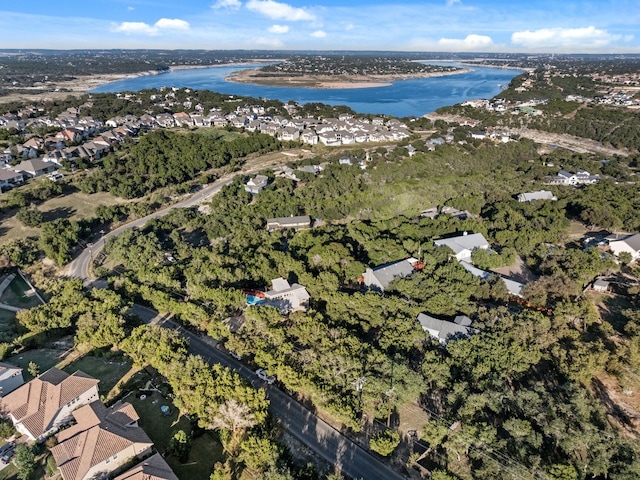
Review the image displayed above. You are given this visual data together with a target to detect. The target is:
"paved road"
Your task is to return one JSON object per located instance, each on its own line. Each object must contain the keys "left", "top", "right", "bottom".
{"left": 67, "top": 175, "right": 234, "bottom": 280}
{"left": 142, "top": 310, "right": 406, "bottom": 480}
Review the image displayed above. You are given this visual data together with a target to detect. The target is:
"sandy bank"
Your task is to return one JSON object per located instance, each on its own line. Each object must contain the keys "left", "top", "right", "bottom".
{"left": 225, "top": 67, "right": 469, "bottom": 90}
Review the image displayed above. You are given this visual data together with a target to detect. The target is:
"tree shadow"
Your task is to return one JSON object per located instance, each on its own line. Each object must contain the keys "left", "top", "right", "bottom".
{"left": 41, "top": 206, "right": 77, "bottom": 222}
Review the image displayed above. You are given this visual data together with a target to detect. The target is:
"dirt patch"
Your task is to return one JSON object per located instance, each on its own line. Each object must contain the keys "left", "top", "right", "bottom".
{"left": 592, "top": 373, "right": 640, "bottom": 438}
{"left": 491, "top": 255, "right": 538, "bottom": 284}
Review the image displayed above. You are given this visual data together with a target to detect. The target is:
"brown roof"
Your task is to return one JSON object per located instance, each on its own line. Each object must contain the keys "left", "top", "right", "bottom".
{"left": 0, "top": 368, "right": 99, "bottom": 439}
{"left": 114, "top": 453, "right": 179, "bottom": 480}
{"left": 52, "top": 401, "right": 152, "bottom": 480}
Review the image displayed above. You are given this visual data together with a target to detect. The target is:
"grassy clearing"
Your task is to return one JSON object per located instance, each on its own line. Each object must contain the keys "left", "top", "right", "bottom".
{"left": 0, "top": 190, "right": 127, "bottom": 243}
{"left": 4, "top": 348, "right": 72, "bottom": 380}
{"left": 61, "top": 354, "right": 132, "bottom": 398}
{"left": 0, "top": 309, "right": 17, "bottom": 344}
{"left": 591, "top": 292, "right": 635, "bottom": 333}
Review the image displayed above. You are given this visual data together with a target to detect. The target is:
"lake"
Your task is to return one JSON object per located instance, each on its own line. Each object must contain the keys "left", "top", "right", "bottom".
{"left": 92, "top": 63, "right": 523, "bottom": 117}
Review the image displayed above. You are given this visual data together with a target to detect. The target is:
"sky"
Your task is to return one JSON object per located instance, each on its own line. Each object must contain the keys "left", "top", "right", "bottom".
{"left": 1, "top": 0, "right": 639, "bottom": 53}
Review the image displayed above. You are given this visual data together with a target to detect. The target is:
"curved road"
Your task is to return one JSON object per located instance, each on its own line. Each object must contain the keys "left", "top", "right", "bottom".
{"left": 68, "top": 157, "right": 407, "bottom": 480}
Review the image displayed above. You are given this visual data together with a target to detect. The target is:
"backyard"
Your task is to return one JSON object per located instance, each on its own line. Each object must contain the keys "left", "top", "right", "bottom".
{"left": 123, "top": 378, "right": 224, "bottom": 480}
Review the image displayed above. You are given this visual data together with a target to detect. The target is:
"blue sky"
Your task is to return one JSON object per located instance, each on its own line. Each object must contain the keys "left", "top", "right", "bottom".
{"left": 1, "top": 0, "right": 638, "bottom": 53}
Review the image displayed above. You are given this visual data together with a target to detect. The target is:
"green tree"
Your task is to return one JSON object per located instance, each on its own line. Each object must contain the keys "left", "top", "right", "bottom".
{"left": 27, "top": 361, "right": 39, "bottom": 378}
{"left": 13, "top": 444, "right": 36, "bottom": 480}
{"left": 170, "top": 429, "right": 192, "bottom": 463}
{"left": 369, "top": 430, "right": 401, "bottom": 457}
{"left": 16, "top": 207, "right": 43, "bottom": 227}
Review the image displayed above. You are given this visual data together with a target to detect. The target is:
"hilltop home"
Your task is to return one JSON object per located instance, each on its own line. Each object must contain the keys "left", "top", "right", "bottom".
{"left": 51, "top": 401, "right": 153, "bottom": 480}
{"left": 0, "top": 169, "right": 25, "bottom": 191}
{"left": 244, "top": 175, "right": 269, "bottom": 194}
{"left": 264, "top": 278, "right": 310, "bottom": 313}
{"left": 266, "top": 215, "right": 312, "bottom": 232}
{"left": 608, "top": 233, "right": 640, "bottom": 261}
{"left": 362, "top": 257, "right": 420, "bottom": 293}
{"left": 434, "top": 232, "right": 490, "bottom": 262}
{"left": 12, "top": 158, "right": 57, "bottom": 178}
{"left": 417, "top": 313, "right": 477, "bottom": 344}
{"left": 0, "top": 368, "right": 99, "bottom": 441}
{"left": 517, "top": 190, "right": 557, "bottom": 202}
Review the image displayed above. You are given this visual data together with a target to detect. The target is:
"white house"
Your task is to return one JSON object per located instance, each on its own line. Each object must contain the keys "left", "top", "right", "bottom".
{"left": 434, "top": 232, "right": 490, "bottom": 261}
{"left": 264, "top": 278, "right": 310, "bottom": 313}
{"left": 0, "top": 368, "right": 100, "bottom": 441}
{"left": 517, "top": 190, "right": 557, "bottom": 202}
{"left": 244, "top": 175, "right": 269, "bottom": 194}
{"left": 608, "top": 233, "right": 640, "bottom": 261}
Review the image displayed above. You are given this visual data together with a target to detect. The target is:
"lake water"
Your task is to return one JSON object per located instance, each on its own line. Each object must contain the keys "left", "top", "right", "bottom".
{"left": 92, "top": 63, "right": 523, "bottom": 117}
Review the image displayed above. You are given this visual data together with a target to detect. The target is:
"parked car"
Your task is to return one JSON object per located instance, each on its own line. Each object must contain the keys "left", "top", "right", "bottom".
{"left": 228, "top": 350, "right": 242, "bottom": 361}
{"left": 0, "top": 441, "right": 14, "bottom": 457}
{"left": 0, "top": 449, "right": 14, "bottom": 464}
{"left": 254, "top": 368, "right": 275, "bottom": 385}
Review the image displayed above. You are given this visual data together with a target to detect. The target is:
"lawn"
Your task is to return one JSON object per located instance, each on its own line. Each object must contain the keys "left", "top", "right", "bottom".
{"left": 4, "top": 348, "right": 73, "bottom": 380}
{"left": 125, "top": 386, "right": 224, "bottom": 480}
{"left": 0, "top": 274, "right": 43, "bottom": 309}
{"left": 61, "top": 354, "right": 132, "bottom": 398}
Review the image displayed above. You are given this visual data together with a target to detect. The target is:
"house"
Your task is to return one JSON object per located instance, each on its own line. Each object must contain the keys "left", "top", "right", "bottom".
{"left": 12, "top": 158, "right": 57, "bottom": 178}
{"left": 517, "top": 190, "right": 557, "bottom": 202}
{"left": 608, "top": 233, "right": 640, "bottom": 261}
{"left": 440, "top": 206, "right": 470, "bottom": 220}
{"left": 551, "top": 170, "right": 599, "bottom": 185}
{"left": 362, "top": 257, "right": 420, "bottom": 293}
{"left": 0, "top": 169, "right": 25, "bottom": 191}
{"left": 114, "top": 453, "right": 178, "bottom": 480}
{"left": 51, "top": 401, "right": 153, "bottom": 480}
{"left": 0, "top": 362, "right": 24, "bottom": 396}
{"left": 592, "top": 279, "right": 610, "bottom": 293}
{"left": 459, "top": 261, "right": 525, "bottom": 298}
{"left": 264, "top": 278, "right": 310, "bottom": 313}
{"left": 266, "top": 215, "right": 311, "bottom": 232}
{"left": 244, "top": 175, "right": 269, "bottom": 194}
{"left": 434, "top": 232, "right": 490, "bottom": 261}
{"left": 0, "top": 368, "right": 99, "bottom": 441}
{"left": 417, "top": 313, "right": 477, "bottom": 344}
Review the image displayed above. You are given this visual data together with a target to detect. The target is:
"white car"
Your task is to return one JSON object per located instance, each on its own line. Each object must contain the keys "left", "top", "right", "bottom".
{"left": 255, "top": 368, "right": 275, "bottom": 384}
{"left": 228, "top": 350, "right": 242, "bottom": 361}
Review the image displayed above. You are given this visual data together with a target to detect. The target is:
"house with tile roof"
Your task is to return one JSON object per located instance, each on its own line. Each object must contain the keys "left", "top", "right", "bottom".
{"left": 51, "top": 401, "right": 153, "bottom": 480}
{"left": 0, "top": 368, "right": 99, "bottom": 441}
{"left": 114, "top": 453, "right": 178, "bottom": 480}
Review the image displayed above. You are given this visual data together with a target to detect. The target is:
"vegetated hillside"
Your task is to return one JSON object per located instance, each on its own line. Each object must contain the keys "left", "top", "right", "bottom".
{"left": 94, "top": 136, "right": 640, "bottom": 479}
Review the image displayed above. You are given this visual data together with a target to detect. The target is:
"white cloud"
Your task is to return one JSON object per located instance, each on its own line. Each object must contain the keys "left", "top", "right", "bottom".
{"left": 154, "top": 18, "right": 190, "bottom": 30}
{"left": 344, "top": 23, "right": 354, "bottom": 31}
{"left": 127, "top": 6, "right": 135, "bottom": 11}
{"left": 268, "top": 24, "right": 289, "bottom": 33}
{"left": 112, "top": 18, "right": 190, "bottom": 35}
{"left": 113, "top": 21, "right": 159, "bottom": 35}
{"left": 310, "top": 30, "right": 326, "bottom": 38}
{"left": 511, "top": 26, "right": 621, "bottom": 50}
{"left": 212, "top": 0, "right": 242, "bottom": 9}
{"left": 446, "top": 0, "right": 461, "bottom": 6}
{"left": 438, "top": 34, "right": 493, "bottom": 50}
{"left": 255, "top": 37, "right": 284, "bottom": 47}
{"left": 246, "top": 0, "right": 315, "bottom": 21}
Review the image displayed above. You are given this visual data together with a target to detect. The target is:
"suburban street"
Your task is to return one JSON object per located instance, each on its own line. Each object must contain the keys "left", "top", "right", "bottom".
{"left": 130, "top": 305, "right": 407, "bottom": 480}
